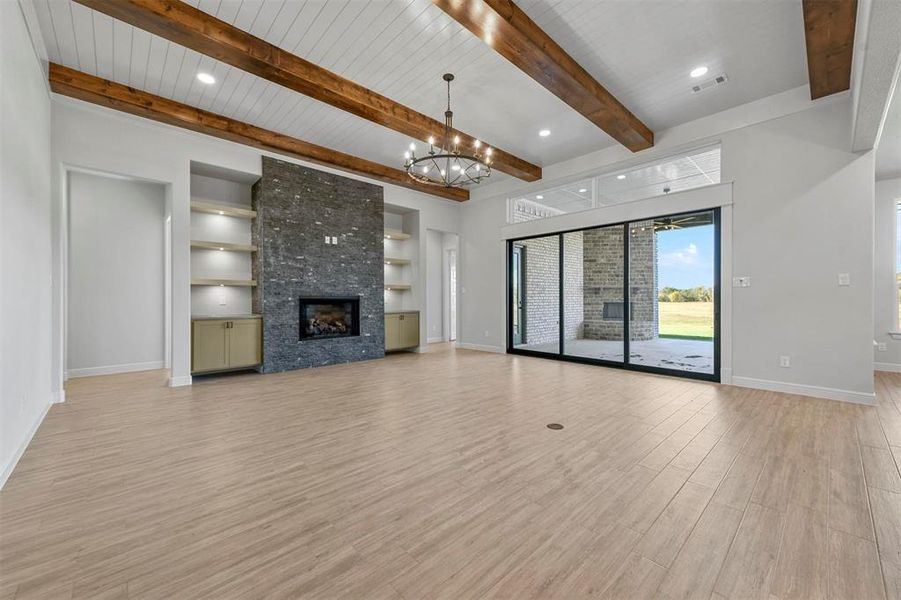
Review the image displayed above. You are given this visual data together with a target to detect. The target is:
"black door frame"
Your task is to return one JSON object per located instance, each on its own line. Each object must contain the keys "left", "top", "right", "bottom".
{"left": 506, "top": 207, "right": 721, "bottom": 383}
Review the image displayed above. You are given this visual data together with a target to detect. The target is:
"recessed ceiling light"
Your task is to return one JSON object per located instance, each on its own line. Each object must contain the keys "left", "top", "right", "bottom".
{"left": 578, "top": 188, "right": 588, "bottom": 193}
{"left": 690, "top": 66, "right": 708, "bottom": 78}
{"left": 536, "top": 195, "right": 544, "bottom": 200}
{"left": 196, "top": 72, "right": 216, "bottom": 85}
{"left": 539, "top": 129, "right": 551, "bottom": 137}
{"left": 617, "top": 174, "right": 626, "bottom": 180}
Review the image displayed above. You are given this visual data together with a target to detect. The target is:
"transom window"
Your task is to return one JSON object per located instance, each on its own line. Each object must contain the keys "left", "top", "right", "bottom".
{"left": 508, "top": 145, "right": 721, "bottom": 224}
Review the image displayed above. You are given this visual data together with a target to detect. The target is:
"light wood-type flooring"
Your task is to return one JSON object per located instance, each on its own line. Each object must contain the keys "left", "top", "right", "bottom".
{"left": 2, "top": 344, "right": 901, "bottom": 599}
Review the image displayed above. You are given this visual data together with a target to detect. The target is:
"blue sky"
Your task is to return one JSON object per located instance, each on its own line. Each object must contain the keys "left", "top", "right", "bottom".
{"left": 656, "top": 226, "right": 714, "bottom": 289}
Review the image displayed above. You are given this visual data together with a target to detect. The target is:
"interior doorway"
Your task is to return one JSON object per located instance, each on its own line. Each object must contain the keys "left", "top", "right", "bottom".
{"left": 446, "top": 248, "right": 457, "bottom": 341}
{"left": 65, "top": 169, "right": 169, "bottom": 379}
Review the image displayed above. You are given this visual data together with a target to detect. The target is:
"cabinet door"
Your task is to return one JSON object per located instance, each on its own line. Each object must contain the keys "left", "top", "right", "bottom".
{"left": 192, "top": 320, "right": 229, "bottom": 372}
{"left": 385, "top": 314, "right": 401, "bottom": 351}
{"left": 228, "top": 319, "right": 262, "bottom": 368}
{"left": 400, "top": 313, "right": 420, "bottom": 349}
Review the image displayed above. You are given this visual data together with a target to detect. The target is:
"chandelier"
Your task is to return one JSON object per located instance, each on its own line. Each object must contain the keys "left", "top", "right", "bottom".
{"left": 404, "top": 74, "right": 492, "bottom": 188}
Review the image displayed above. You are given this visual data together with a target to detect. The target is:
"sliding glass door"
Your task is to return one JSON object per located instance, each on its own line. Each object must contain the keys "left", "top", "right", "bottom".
{"left": 510, "top": 235, "right": 560, "bottom": 354}
{"left": 507, "top": 209, "right": 720, "bottom": 382}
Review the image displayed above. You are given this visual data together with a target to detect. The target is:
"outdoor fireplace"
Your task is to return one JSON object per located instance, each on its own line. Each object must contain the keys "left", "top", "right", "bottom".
{"left": 299, "top": 297, "right": 360, "bottom": 340}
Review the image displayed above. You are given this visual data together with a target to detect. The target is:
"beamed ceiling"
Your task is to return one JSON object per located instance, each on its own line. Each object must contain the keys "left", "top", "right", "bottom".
{"left": 34, "top": 0, "right": 813, "bottom": 194}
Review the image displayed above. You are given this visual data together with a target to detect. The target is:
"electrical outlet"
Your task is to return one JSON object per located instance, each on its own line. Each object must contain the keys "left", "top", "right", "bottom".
{"left": 331, "top": 236, "right": 338, "bottom": 245}
{"left": 218, "top": 293, "right": 227, "bottom": 306}
{"left": 733, "top": 276, "right": 751, "bottom": 287}
{"left": 324, "top": 235, "right": 330, "bottom": 244}
{"left": 878, "top": 342, "right": 887, "bottom": 352}
{"left": 484, "top": 330, "right": 490, "bottom": 337}
{"left": 779, "top": 355, "right": 791, "bottom": 368}
{"left": 838, "top": 273, "right": 850, "bottom": 286}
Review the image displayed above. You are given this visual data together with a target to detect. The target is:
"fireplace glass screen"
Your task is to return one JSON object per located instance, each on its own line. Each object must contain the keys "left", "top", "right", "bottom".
{"left": 299, "top": 297, "right": 360, "bottom": 340}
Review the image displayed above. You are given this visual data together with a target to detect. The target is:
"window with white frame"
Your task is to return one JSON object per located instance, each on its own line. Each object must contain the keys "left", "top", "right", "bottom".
{"left": 507, "top": 145, "right": 721, "bottom": 224}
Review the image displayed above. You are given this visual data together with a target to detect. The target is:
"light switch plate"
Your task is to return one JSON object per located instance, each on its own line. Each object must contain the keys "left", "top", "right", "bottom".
{"left": 878, "top": 342, "right": 887, "bottom": 352}
{"left": 332, "top": 236, "right": 338, "bottom": 245}
{"left": 324, "top": 235, "right": 330, "bottom": 244}
{"left": 838, "top": 273, "right": 850, "bottom": 286}
{"left": 733, "top": 276, "right": 751, "bottom": 287}
{"left": 779, "top": 355, "right": 791, "bottom": 368}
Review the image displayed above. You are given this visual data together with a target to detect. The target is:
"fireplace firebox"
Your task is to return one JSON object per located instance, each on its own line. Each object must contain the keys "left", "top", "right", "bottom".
{"left": 299, "top": 297, "right": 360, "bottom": 340}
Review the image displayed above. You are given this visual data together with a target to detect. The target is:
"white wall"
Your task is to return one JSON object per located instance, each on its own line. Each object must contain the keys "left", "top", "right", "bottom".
{"left": 426, "top": 229, "right": 444, "bottom": 342}
{"left": 67, "top": 171, "right": 166, "bottom": 376}
{"left": 1, "top": 2, "right": 53, "bottom": 485}
{"left": 50, "top": 96, "right": 463, "bottom": 385}
{"left": 874, "top": 177, "right": 901, "bottom": 370}
{"left": 461, "top": 96, "right": 877, "bottom": 403}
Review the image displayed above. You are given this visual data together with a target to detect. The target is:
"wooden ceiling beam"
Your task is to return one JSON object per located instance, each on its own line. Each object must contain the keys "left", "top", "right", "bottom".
{"left": 802, "top": 0, "right": 858, "bottom": 99}
{"left": 71, "top": 0, "right": 541, "bottom": 182}
{"left": 432, "top": 0, "right": 654, "bottom": 152}
{"left": 48, "top": 64, "right": 468, "bottom": 202}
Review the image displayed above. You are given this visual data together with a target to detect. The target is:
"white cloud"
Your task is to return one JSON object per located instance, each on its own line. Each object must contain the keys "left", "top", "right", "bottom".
{"left": 660, "top": 243, "right": 698, "bottom": 267}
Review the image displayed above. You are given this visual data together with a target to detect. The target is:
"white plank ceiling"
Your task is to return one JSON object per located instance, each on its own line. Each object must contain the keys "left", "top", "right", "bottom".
{"left": 32, "top": 0, "right": 808, "bottom": 183}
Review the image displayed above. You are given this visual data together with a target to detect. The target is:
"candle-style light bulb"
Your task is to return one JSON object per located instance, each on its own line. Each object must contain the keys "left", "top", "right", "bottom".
{"left": 474, "top": 139, "right": 481, "bottom": 148}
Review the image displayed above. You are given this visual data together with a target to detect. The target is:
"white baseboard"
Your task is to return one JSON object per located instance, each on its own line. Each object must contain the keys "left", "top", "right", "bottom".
{"left": 874, "top": 362, "right": 901, "bottom": 373}
{"left": 52, "top": 390, "right": 66, "bottom": 404}
{"left": 456, "top": 342, "right": 504, "bottom": 354}
{"left": 67, "top": 360, "right": 165, "bottom": 379}
{"left": 0, "top": 402, "right": 51, "bottom": 490}
{"left": 168, "top": 374, "right": 193, "bottom": 387}
{"left": 731, "top": 376, "right": 876, "bottom": 406}
{"left": 720, "top": 367, "right": 733, "bottom": 385}
{"left": 427, "top": 336, "right": 445, "bottom": 344}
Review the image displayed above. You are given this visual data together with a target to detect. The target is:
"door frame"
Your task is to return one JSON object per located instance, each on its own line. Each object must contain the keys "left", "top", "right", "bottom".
{"left": 509, "top": 244, "right": 527, "bottom": 346}
{"left": 506, "top": 207, "right": 721, "bottom": 383}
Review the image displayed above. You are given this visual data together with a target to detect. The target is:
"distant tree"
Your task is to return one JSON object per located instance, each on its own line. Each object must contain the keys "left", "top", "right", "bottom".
{"left": 658, "top": 286, "right": 713, "bottom": 302}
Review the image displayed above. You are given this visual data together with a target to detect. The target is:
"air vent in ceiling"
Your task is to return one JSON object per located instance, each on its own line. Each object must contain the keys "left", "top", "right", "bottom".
{"left": 692, "top": 73, "right": 729, "bottom": 93}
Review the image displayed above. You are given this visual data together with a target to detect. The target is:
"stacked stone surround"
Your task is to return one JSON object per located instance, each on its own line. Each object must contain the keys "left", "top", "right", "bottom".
{"left": 251, "top": 157, "right": 384, "bottom": 372}
{"left": 582, "top": 224, "right": 657, "bottom": 341}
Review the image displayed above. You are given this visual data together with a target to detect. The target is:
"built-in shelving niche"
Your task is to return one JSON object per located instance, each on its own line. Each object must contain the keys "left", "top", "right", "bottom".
{"left": 384, "top": 206, "right": 418, "bottom": 313}
{"left": 190, "top": 161, "right": 261, "bottom": 318}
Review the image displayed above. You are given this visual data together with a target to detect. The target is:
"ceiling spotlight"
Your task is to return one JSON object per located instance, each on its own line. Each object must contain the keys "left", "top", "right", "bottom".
{"left": 536, "top": 195, "right": 544, "bottom": 200}
{"left": 690, "top": 66, "right": 708, "bottom": 78}
{"left": 539, "top": 129, "right": 551, "bottom": 137}
{"left": 218, "top": 210, "right": 225, "bottom": 215}
{"left": 196, "top": 72, "right": 216, "bottom": 85}
{"left": 617, "top": 174, "right": 626, "bottom": 180}
{"left": 578, "top": 188, "right": 588, "bottom": 193}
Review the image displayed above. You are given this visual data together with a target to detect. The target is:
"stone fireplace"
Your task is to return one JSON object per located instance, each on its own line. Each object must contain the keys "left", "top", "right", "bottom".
{"left": 252, "top": 157, "right": 384, "bottom": 372}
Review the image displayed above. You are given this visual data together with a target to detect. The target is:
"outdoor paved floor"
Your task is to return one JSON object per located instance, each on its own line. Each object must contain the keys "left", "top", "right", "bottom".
{"left": 515, "top": 338, "right": 714, "bottom": 374}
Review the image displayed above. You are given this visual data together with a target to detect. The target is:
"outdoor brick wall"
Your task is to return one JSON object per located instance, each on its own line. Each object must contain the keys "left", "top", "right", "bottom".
{"left": 582, "top": 224, "right": 657, "bottom": 341}
{"left": 252, "top": 157, "right": 385, "bottom": 372}
{"left": 516, "top": 233, "right": 583, "bottom": 346}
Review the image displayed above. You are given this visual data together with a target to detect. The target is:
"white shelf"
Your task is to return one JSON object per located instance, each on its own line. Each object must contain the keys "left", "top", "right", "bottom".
{"left": 191, "top": 201, "right": 256, "bottom": 219}
{"left": 191, "top": 240, "right": 257, "bottom": 252}
{"left": 384, "top": 229, "right": 411, "bottom": 240}
{"left": 192, "top": 278, "right": 257, "bottom": 287}
{"left": 384, "top": 256, "right": 411, "bottom": 265}
{"left": 384, "top": 283, "right": 412, "bottom": 291}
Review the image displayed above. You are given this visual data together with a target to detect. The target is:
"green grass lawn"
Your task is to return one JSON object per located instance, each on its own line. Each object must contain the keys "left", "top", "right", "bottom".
{"left": 658, "top": 302, "right": 714, "bottom": 339}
